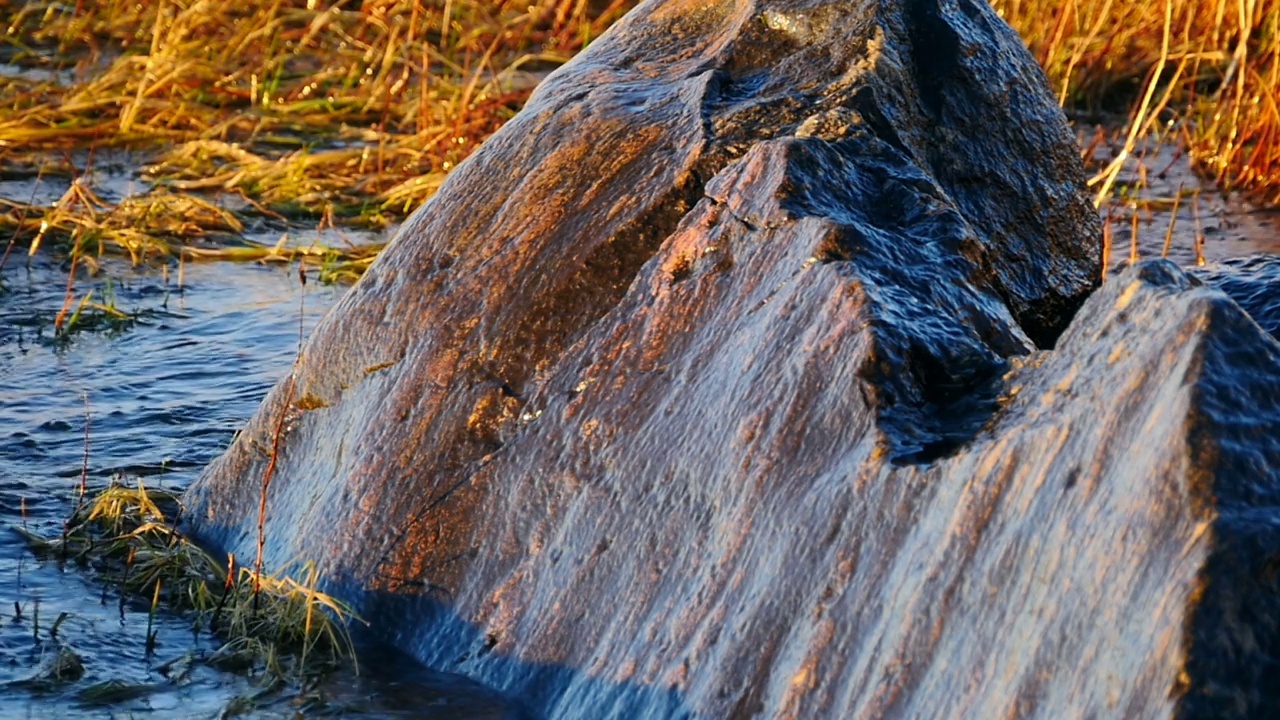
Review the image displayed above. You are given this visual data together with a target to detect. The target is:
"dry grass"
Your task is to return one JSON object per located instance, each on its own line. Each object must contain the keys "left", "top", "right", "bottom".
{"left": 993, "top": 0, "right": 1279, "bottom": 207}
{"left": 0, "top": 0, "right": 1274, "bottom": 278}
{"left": 0, "top": 0, "right": 629, "bottom": 265}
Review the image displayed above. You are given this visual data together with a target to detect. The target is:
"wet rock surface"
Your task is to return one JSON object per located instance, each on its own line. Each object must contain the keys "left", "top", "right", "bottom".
{"left": 1194, "top": 254, "right": 1280, "bottom": 340}
{"left": 184, "top": 0, "right": 1280, "bottom": 717}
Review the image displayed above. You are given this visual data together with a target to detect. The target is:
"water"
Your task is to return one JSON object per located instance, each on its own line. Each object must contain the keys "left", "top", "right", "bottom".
{"left": 0, "top": 250, "right": 525, "bottom": 718}
{"left": 0, "top": 251, "right": 337, "bottom": 716}
{"left": 1091, "top": 133, "right": 1280, "bottom": 266}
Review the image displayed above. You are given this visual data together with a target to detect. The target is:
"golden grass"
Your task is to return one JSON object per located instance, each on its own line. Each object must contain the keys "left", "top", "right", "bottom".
{"left": 0, "top": 0, "right": 1274, "bottom": 277}
{"left": 0, "top": 0, "right": 628, "bottom": 260}
{"left": 15, "top": 478, "right": 362, "bottom": 680}
{"left": 994, "top": 0, "right": 1279, "bottom": 207}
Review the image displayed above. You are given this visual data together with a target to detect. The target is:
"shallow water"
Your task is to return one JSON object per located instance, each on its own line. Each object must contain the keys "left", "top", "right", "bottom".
{"left": 1092, "top": 133, "right": 1280, "bottom": 267}
{"left": 0, "top": 250, "right": 339, "bottom": 716}
{"left": 0, "top": 248, "right": 526, "bottom": 718}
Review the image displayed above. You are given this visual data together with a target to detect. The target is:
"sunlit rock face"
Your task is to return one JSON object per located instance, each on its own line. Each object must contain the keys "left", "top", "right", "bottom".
{"left": 185, "top": 0, "right": 1280, "bottom": 717}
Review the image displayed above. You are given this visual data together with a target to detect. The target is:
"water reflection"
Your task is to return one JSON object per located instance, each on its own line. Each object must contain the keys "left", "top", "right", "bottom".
{"left": 1094, "top": 136, "right": 1280, "bottom": 268}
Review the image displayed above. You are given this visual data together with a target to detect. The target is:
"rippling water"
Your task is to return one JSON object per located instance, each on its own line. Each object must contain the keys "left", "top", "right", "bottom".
{"left": 0, "top": 253, "right": 344, "bottom": 716}
{"left": 0, "top": 247, "right": 526, "bottom": 719}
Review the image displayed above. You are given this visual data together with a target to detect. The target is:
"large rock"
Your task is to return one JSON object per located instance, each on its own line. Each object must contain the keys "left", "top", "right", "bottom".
{"left": 181, "top": 0, "right": 1280, "bottom": 716}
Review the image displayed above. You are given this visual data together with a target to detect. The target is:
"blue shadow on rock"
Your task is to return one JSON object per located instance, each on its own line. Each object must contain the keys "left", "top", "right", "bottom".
{"left": 354, "top": 588, "right": 696, "bottom": 720}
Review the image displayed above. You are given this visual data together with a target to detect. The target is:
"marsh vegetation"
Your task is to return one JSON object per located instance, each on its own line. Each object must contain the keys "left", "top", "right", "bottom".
{"left": 0, "top": 0, "right": 1274, "bottom": 277}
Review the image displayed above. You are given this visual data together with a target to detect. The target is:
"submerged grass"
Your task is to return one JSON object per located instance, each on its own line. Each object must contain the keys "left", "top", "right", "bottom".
{"left": 0, "top": 0, "right": 1274, "bottom": 277}
{"left": 14, "top": 478, "right": 361, "bottom": 682}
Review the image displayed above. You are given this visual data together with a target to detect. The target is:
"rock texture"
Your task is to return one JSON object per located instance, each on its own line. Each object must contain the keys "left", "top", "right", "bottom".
{"left": 184, "top": 0, "right": 1280, "bottom": 717}
{"left": 1195, "top": 254, "right": 1280, "bottom": 340}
